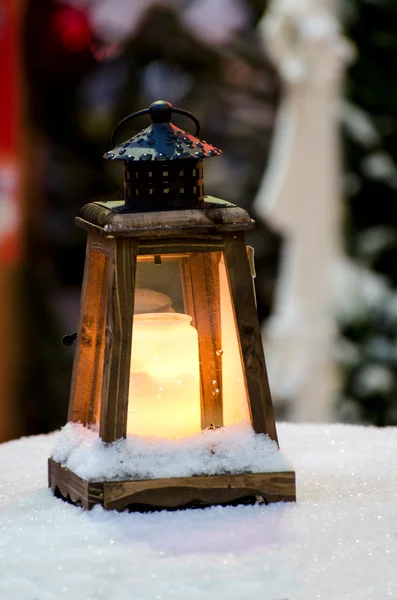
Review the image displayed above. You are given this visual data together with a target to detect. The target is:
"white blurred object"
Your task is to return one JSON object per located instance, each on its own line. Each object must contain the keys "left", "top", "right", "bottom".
{"left": 353, "top": 364, "right": 394, "bottom": 397}
{"left": 333, "top": 258, "right": 390, "bottom": 325}
{"left": 141, "top": 61, "right": 193, "bottom": 105}
{"left": 361, "top": 152, "right": 397, "bottom": 188}
{"left": 342, "top": 101, "right": 380, "bottom": 148}
{"left": 182, "top": 0, "right": 250, "bottom": 46}
{"left": 89, "top": 0, "right": 160, "bottom": 42}
{"left": 0, "top": 163, "right": 20, "bottom": 242}
{"left": 63, "top": 0, "right": 164, "bottom": 42}
{"left": 254, "top": 0, "right": 353, "bottom": 422}
{"left": 63, "top": 0, "right": 249, "bottom": 45}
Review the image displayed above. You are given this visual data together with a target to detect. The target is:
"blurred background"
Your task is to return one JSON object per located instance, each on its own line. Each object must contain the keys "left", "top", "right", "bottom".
{"left": 1, "top": 0, "right": 397, "bottom": 442}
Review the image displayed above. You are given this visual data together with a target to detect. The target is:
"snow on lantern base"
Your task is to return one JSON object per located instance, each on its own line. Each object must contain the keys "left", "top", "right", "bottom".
{"left": 49, "top": 423, "right": 296, "bottom": 511}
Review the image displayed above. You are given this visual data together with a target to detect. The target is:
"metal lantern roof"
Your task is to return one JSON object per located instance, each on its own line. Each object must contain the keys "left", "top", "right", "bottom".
{"left": 104, "top": 100, "right": 222, "bottom": 163}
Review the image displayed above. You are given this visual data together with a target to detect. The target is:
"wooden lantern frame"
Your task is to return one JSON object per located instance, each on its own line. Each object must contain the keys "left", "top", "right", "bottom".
{"left": 49, "top": 199, "right": 296, "bottom": 511}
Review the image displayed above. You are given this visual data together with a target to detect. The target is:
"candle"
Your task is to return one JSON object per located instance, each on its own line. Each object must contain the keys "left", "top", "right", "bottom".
{"left": 127, "top": 313, "right": 201, "bottom": 438}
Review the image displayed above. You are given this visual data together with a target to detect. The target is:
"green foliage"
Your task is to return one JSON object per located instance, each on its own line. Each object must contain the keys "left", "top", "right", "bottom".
{"left": 340, "top": 0, "right": 397, "bottom": 425}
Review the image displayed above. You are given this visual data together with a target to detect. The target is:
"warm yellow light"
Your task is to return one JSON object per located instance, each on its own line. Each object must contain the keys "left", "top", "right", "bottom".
{"left": 219, "top": 255, "right": 251, "bottom": 426}
{"left": 127, "top": 313, "right": 201, "bottom": 438}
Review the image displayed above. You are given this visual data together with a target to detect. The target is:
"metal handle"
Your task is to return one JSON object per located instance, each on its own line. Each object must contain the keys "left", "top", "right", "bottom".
{"left": 111, "top": 100, "right": 201, "bottom": 147}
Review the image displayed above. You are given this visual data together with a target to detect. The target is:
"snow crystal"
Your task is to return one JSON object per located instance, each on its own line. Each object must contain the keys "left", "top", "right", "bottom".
{"left": 52, "top": 423, "right": 290, "bottom": 481}
{"left": 1, "top": 423, "right": 397, "bottom": 599}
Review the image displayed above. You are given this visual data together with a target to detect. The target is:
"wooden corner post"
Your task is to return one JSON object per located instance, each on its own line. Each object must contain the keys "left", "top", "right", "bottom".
{"left": 67, "top": 232, "right": 112, "bottom": 426}
{"left": 223, "top": 233, "right": 278, "bottom": 444}
{"left": 99, "top": 237, "right": 138, "bottom": 443}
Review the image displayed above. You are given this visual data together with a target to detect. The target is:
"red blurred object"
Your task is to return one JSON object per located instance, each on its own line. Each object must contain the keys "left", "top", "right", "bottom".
{"left": 0, "top": 0, "right": 23, "bottom": 443}
{"left": 51, "top": 6, "right": 92, "bottom": 53}
{"left": 91, "top": 41, "right": 122, "bottom": 62}
{"left": 0, "top": 0, "right": 22, "bottom": 267}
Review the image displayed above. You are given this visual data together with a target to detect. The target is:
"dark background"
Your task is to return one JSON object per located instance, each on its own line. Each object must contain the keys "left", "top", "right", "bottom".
{"left": 19, "top": 0, "right": 397, "bottom": 434}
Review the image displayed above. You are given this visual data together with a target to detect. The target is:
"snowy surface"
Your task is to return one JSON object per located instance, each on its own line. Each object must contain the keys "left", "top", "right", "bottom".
{"left": 1, "top": 423, "right": 397, "bottom": 600}
{"left": 51, "top": 423, "right": 290, "bottom": 481}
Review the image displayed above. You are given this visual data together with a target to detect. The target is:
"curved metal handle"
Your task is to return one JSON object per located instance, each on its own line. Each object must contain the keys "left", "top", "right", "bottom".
{"left": 111, "top": 101, "right": 201, "bottom": 147}
{"left": 111, "top": 108, "right": 150, "bottom": 147}
{"left": 171, "top": 107, "right": 200, "bottom": 136}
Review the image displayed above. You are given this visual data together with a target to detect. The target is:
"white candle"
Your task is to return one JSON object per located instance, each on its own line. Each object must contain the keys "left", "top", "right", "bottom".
{"left": 127, "top": 313, "right": 201, "bottom": 438}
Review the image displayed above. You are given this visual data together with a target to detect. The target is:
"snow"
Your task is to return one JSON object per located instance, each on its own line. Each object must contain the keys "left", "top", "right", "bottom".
{"left": 1, "top": 423, "right": 397, "bottom": 599}
{"left": 51, "top": 423, "right": 290, "bottom": 481}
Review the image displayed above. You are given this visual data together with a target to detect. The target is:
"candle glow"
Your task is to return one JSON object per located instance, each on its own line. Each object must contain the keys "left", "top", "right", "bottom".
{"left": 127, "top": 313, "right": 201, "bottom": 438}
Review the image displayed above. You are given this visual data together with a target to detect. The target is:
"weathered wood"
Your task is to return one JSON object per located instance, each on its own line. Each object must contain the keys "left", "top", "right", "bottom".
{"left": 180, "top": 257, "right": 196, "bottom": 322}
{"left": 48, "top": 458, "right": 92, "bottom": 509}
{"left": 100, "top": 238, "right": 138, "bottom": 442}
{"left": 75, "top": 217, "right": 114, "bottom": 239}
{"left": 103, "top": 472, "right": 295, "bottom": 511}
{"left": 68, "top": 233, "right": 111, "bottom": 424}
{"left": 90, "top": 235, "right": 115, "bottom": 256}
{"left": 86, "top": 483, "right": 106, "bottom": 509}
{"left": 78, "top": 200, "right": 254, "bottom": 238}
{"left": 188, "top": 252, "right": 223, "bottom": 428}
{"left": 88, "top": 237, "right": 115, "bottom": 425}
{"left": 223, "top": 234, "right": 278, "bottom": 444}
{"left": 136, "top": 252, "right": 189, "bottom": 264}
{"left": 137, "top": 237, "right": 223, "bottom": 255}
{"left": 49, "top": 458, "right": 105, "bottom": 510}
{"left": 48, "top": 459, "right": 295, "bottom": 511}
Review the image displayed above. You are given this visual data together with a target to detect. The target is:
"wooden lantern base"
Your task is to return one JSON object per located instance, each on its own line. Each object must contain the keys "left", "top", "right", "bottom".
{"left": 48, "top": 458, "right": 296, "bottom": 512}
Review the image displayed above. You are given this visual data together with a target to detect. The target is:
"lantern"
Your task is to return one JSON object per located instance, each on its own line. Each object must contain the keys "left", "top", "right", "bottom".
{"left": 48, "top": 101, "right": 296, "bottom": 510}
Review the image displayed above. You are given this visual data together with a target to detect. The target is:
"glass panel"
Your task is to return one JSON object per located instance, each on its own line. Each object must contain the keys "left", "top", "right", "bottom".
{"left": 134, "top": 254, "right": 187, "bottom": 314}
{"left": 126, "top": 250, "right": 251, "bottom": 438}
{"left": 127, "top": 253, "right": 201, "bottom": 438}
{"left": 219, "top": 254, "right": 251, "bottom": 426}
